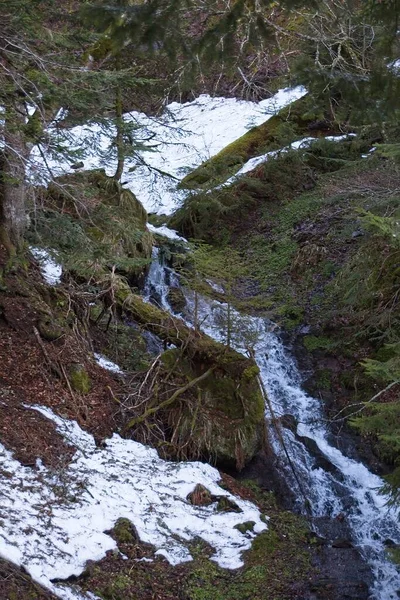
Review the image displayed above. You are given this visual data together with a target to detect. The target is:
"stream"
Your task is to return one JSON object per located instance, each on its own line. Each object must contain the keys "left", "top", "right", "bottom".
{"left": 144, "top": 245, "right": 400, "bottom": 600}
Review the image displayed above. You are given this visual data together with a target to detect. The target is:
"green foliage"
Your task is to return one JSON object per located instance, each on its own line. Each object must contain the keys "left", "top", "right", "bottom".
{"left": 290, "top": 1, "right": 400, "bottom": 125}
{"left": 350, "top": 341, "right": 400, "bottom": 504}
{"left": 303, "top": 335, "right": 335, "bottom": 352}
{"left": 28, "top": 171, "right": 152, "bottom": 281}
{"left": 336, "top": 210, "right": 400, "bottom": 342}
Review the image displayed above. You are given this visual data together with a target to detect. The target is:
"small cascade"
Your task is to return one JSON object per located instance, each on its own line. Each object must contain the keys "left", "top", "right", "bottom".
{"left": 144, "top": 247, "right": 180, "bottom": 310}
{"left": 144, "top": 248, "right": 400, "bottom": 600}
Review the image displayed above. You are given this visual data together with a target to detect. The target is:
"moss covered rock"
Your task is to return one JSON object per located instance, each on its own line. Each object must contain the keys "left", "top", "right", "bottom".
{"left": 29, "top": 170, "right": 153, "bottom": 284}
{"left": 166, "top": 286, "right": 186, "bottom": 313}
{"left": 116, "top": 285, "right": 265, "bottom": 469}
{"left": 160, "top": 348, "right": 265, "bottom": 470}
{"left": 69, "top": 363, "right": 91, "bottom": 394}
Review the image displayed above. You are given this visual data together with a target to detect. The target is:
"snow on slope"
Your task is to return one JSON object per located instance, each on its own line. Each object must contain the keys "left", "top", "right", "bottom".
{"left": 0, "top": 405, "right": 267, "bottom": 599}
{"left": 30, "top": 247, "right": 62, "bottom": 285}
{"left": 31, "top": 87, "right": 306, "bottom": 215}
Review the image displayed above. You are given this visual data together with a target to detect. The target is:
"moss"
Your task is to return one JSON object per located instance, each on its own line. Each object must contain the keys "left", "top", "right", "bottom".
{"left": 28, "top": 170, "right": 153, "bottom": 283}
{"left": 303, "top": 335, "right": 335, "bottom": 352}
{"left": 112, "top": 518, "right": 137, "bottom": 545}
{"left": 183, "top": 484, "right": 311, "bottom": 600}
{"left": 97, "top": 316, "right": 150, "bottom": 372}
{"left": 37, "top": 317, "right": 64, "bottom": 341}
{"left": 276, "top": 304, "right": 304, "bottom": 329}
{"left": 69, "top": 363, "right": 91, "bottom": 394}
{"left": 242, "top": 365, "right": 260, "bottom": 382}
{"left": 166, "top": 286, "right": 186, "bottom": 313}
{"left": 102, "top": 573, "right": 132, "bottom": 599}
{"left": 234, "top": 521, "right": 256, "bottom": 534}
{"left": 314, "top": 368, "right": 332, "bottom": 391}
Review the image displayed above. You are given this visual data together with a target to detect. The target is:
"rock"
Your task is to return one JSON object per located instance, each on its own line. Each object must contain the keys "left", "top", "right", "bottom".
{"left": 296, "top": 433, "right": 338, "bottom": 474}
{"left": 332, "top": 538, "right": 354, "bottom": 549}
{"left": 112, "top": 518, "right": 139, "bottom": 544}
{"left": 187, "top": 484, "right": 214, "bottom": 506}
{"left": 161, "top": 348, "right": 265, "bottom": 471}
{"left": 166, "top": 286, "right": 186, "bottom": 313}
{"left": 234, "top": 521, "right": 255, "bottom": 534}
{"left": 118, "top": 289, "right": 266, "bottom": 470}
{"left": 216, "top": 496, "right": 242, "bottom": 513}
{"left": 307, "top": 532, "right": 328, "bottom": 546}
{"left": 280, "top": 413, "right": 298, "bottom": 433}
{"left": 68, "top": 363, "right": 91, "bottom": 394}
{"left": 37, "top": 317, "right": 64, "bottom": 341}
{"left": 384, "top": 538, "right": 397, "bottom": 547}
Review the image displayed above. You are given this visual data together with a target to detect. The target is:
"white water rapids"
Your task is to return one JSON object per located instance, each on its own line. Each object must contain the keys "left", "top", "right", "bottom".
{"left": 145, "top": 247, "right": 400, "bottom": 600}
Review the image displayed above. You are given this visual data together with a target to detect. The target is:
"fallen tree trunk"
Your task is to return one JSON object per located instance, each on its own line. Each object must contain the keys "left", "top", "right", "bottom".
{"left": 115, "top": 282, "right": 266, "bottom": 470}
{"left": 116, "top": 282, "right": 256, "bottom": 378}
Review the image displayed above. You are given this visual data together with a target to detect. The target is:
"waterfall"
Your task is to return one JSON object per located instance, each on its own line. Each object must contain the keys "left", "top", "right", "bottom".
{"left": 144, "top": 245, "right": 400, "bottom": 600}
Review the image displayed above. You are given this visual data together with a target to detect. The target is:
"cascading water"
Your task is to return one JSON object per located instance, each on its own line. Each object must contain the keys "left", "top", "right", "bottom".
{"left": 144, "top": 246, "right": 400, "bottom": 599}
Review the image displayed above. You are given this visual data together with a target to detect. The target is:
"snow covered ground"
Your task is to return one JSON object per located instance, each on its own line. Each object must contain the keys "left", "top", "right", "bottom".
{"left": 8, "top": 88, "right": 313, "bottom": 599}
{"left": 31, "top": 87, "right": 306, "bottom": 215}
{"left": 30, "top": 247, "right": 62, "bottom": 285}
{"left": 0, "top": 405, "right": 267, "bottom": 599}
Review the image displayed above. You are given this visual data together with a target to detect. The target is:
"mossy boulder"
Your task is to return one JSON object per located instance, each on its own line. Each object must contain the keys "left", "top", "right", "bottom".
{"left": 68, "top": 363, "right": 91, "bottom": 394}
{"left": 37, "top": 316, "right": 65, "bottom": 341}
{"left": 160, "top": 348, "right": 265, "bottom": 470}
{"left": 116, "top": 284, "right": 266, "bottom": 469}
{"left": 29, "top": 170, "right": 153, "bottom": 284}
{"left": 112, "top": 518, "right": 138, "bottom": 545}
{"left": 167, "top": 286, "right": 186, "bottom": 313}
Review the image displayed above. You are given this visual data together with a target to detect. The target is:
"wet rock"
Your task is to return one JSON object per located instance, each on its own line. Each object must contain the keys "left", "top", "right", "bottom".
{"left": 166, "top": 286, "right": 186, "bottom": 313}
{"left": 296, "top": 433, "right": 338, "bottom": 474}
{"left": 280, "top": 413, "right": 298, "bottom": 433}
{"left": 70, "top": 161, "right": 84, "bottom": 170}
{"left": 310, "top": 546, "right": 372, "bottom": 599}
{"left": 332, "top": 538, "right": 354, "bottom": 549}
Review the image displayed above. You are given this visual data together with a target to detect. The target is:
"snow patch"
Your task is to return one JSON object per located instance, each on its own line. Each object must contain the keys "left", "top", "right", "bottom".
{"left": 147, "top": 223, "right": 186, "bottom": 241}
{"left": 31, "top": 87, "right": 306, "bottom": 215}
{"left": 94, "top": 352, "right": 123, "bottom": 374}
{"left": 30, "top": 247, "right": 62, "bottom": 285}
{"left": 209, "top": 134, "right": 357, "bottom": 191}
{"left": 0, "top": 405, "right": 267, "bottom": 599}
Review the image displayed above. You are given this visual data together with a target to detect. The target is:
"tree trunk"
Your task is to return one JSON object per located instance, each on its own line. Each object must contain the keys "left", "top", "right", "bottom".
{"left": 0, "top": 101, "right": 29, "bottom": 256}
